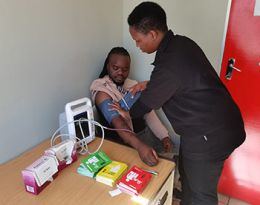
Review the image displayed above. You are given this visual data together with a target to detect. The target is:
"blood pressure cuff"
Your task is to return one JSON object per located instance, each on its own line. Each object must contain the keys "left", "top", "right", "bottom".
{"left": 98, "top": 99, "right": 120, "bottom": 124}
{"left": 119, "top": 91, "right": 141, "bottom": 111}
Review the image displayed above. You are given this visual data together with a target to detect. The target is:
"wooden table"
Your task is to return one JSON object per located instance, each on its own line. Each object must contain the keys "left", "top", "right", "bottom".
{"left": 0, "top": 138, "right": 175, "bottom": 205}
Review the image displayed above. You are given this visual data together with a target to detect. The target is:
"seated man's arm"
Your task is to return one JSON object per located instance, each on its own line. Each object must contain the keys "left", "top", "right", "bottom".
{"left": 95, "top": 91, "right": 158, "bottom": 166}
{"left": 144, "top": 110, "right": 173, "bottom": 153}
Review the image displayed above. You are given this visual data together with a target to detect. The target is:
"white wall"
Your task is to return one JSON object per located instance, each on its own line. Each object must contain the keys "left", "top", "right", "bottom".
{"left": 123, "top": 0, "right": 229, "bottom": 81}
{"left": 0, "top": 0, "right": 229, "bottom": 163}
{"left": 0, "top": 0, "right": 123, "bottom": 164}
{"left": 123, "top": 0, "right": 229, "bottom": 140}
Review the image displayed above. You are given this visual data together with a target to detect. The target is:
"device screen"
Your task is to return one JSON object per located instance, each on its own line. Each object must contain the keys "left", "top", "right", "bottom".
{"left": 73, "top": 112, "right": 90, "bottom": 140}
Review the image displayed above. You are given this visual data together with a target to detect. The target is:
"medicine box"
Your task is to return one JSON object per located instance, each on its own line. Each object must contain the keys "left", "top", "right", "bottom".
{"left": 45, "top": 139, "right": 77, "bottom": 171}
{"left": 21, "top": 155, "right": 59, "bottom": 195}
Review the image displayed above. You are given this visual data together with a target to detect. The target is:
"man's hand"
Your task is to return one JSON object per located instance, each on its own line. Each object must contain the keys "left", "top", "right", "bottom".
{"left": 128, "top": 81, "right": 149, "bottom": 95}
{"left": 161, "top": 137, "right": 173, "bottom": 153}
{"left": 109, "top": 102, "right": 129, "bottom": 119}
{"left": 136, "top": 142, "right": 159, "bottom": 166}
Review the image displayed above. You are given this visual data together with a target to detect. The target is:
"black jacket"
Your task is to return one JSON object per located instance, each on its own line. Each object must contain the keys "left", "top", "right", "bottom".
{"left": 130, "top": 30, "right": 246, "bottom": 160}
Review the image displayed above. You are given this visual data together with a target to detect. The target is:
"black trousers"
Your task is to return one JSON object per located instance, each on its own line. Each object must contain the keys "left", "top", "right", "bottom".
{"left": 179, "top": 149, "right": 229, "bottom": 205}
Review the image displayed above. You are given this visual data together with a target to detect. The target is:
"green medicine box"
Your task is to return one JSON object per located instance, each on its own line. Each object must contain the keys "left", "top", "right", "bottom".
{"left": 81, "top": 150, "right": 111, "bottom": 173}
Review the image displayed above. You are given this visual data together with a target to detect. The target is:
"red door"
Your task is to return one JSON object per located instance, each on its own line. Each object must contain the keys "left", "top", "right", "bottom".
{"left": 218, "top": 0, "right": 260, "bottom": 204}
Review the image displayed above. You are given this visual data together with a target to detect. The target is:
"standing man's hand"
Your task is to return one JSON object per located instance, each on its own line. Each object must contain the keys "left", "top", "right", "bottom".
{"left": 128, "top": 80, "right": 149, "bottom": 95}
{"left": 161, "top": 137, "right": 174, "bottom": 153}
{"left": 109, "top": 102, "right": 129, "bottom": 120}
{"left": 136, "top": 142, "right": 159, "bottom": 166}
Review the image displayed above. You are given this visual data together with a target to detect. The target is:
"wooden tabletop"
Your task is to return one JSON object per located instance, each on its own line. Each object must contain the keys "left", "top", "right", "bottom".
{"left": 0, "top": 137, "right": 175, "bottom": 205}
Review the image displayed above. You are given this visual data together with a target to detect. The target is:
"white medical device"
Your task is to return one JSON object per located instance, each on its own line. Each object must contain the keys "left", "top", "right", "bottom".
{"left": 59, "top": 97, "right": 95, "bottom": 146}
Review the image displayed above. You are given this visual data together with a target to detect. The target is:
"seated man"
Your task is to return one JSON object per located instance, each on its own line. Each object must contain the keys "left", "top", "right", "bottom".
{"left": 90, "top": 47, "right": 173, "bottom": 159}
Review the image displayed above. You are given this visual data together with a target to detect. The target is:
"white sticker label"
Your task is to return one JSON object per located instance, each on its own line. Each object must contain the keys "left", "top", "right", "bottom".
{"left": 254, "top": 0, "right": 260, "bottom": 16}
{"left": 109, "top": 188, "right": 122, "bottom": 197}
{"left": 26, "top": 185, "right": 35, "bottom": 193}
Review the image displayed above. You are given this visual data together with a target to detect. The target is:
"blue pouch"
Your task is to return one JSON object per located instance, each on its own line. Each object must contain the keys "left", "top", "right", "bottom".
{"left": 119, "top": 91, "right": 141, "bottom": 111}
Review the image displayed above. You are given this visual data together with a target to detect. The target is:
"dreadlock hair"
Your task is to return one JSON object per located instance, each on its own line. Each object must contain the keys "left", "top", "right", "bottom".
{"left": 99, "top": 47, "right": 130, "bottom": 78}
{"left": 127, "top": 1, "right": 168, "bottom": 34}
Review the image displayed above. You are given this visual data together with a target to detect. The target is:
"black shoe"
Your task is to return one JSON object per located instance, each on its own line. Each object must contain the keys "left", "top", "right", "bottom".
{"left": 173, "top": 188, "right": 182, "bottom": 200}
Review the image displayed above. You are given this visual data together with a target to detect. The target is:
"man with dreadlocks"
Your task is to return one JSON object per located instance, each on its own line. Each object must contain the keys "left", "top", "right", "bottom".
{"left": 90, "top": 47, "right": 173, "bottom": 165}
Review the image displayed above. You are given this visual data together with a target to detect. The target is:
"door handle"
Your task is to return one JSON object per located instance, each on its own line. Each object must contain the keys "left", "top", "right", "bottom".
{"left": 225, "top": 58, "right": 241, "bottom": 80}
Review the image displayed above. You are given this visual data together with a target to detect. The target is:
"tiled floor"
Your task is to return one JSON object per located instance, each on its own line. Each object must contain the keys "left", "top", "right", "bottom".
{"left": 228, "top": 198, "right": 251, "bottom": 205}
{"left": 217, "top": 193, "right": 250, "bottom": 205}
{"left": 172, "top": 193, "right": 250, "bottom": 205}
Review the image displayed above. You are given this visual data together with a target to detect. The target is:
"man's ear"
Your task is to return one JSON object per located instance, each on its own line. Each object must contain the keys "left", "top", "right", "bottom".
{"left": 149, "top": 30, "right": 158, "bottom": 40}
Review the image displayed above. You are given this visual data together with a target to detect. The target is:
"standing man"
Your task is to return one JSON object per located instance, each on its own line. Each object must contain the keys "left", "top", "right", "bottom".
{"left": 127, "top": 2, "right": 246, "bottom": 205}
